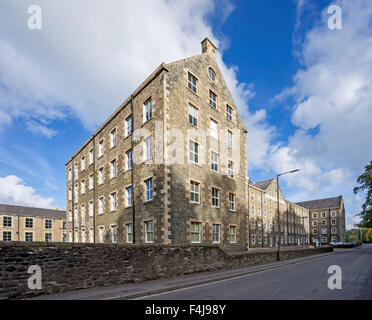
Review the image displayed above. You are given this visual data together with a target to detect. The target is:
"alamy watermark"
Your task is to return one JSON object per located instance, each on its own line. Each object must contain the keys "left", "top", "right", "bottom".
{"left": 27, "top": 265, "right": 42, "bottom": 290}
{"left": 327, "top": 4, "right": 342, "bottom": 30}
{"left": 327, "top": 265, "right": 342, "bottom": 290}
{"left": 27, "top": 5, "right": 42, "bottom": 30}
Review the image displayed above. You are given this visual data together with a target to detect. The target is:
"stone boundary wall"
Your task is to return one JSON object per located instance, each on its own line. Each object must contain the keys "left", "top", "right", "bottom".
{"left": 0, "top": 242, "right": 332, "bottom": 299}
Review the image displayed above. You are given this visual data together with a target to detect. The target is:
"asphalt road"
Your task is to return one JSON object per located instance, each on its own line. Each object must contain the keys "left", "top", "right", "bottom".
{"left": 140, "top": 244, "right": 372, "bottom": 300}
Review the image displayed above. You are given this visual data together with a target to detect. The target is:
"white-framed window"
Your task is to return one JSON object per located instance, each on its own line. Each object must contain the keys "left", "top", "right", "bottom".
{"left": 145, "top": 220, "right": 154, "bottom": 243}
{"left": 25, "top": 232, "right": 33, "bottom": 242}
{"left": 125, "top": 115, "right": 133, "bottom": 136}
{"left": 81, "top": 205, "right": 86, "bottom": 225}
{"left": 190, "top": 181, "right": 200, "bottom": 203}
{"left": 331, "top": 219, "right": 336, "bottom": 225}
{"left": 331, "top": 228, "right": 337, "bottom": 234}
{"left": 321, "top": 212, "right": 326, "bottom": 218}
{"left": 89, "top": 149, "right": 94, "bottom": 164}
{"left": 25, "top": 218, "right": 33, "bottom": 228}
{"left": 98, "top": 167, "right": 104, "bottom": 184}
{"left": 212, "top": 187, "right": 220, "bottom": 208}
{"left": 143, "top": 98, "right": 152, "bottom": 122}
{"left": 45, "top": 219, "right": 52, "bottom": 229}
{"left": 81, "top": 180, "right": 86, "bottom": 194}
{"left": 89, "top": 228, "right": 94, "bottom": 243}
{"left": 98, "top": 197, "right": 104, "bottom": 215}
{"left": 3, "top": 231, "right": 11, "bottom": 241}
{"left": 209, "top": 90, "right": 217, "bottom": 108}
{"left": 228, "top": 160, "right": 234, "bottom": 178}
{"left": 211, "top": 151, "right": 219, "bottom": 172}
{"left": 331, "top": 211, "right": 336, "bottom": 217}
{"left": 188, "top": 72, "right": 197, "bottom": 93}
{"left": 321, "top": 237, "right": 327, "bottom": 243}
{"left": 188, "top": 104, "right": 198, "bottom": 127}
{"left": 251, "top": 192, "right": 254, "bottom": 200}
{"left": 126, "top": 186, "right": 133, "bottom": 207}
{"left": 313, "top": 221, "right": 318, "bottom": 227}
{"left": 210, "top": 119, "right": 218, "bottom": 140}
{"left": 110, "top": 192, "right": 117, "bottom": 211}
{"left": 212, "top": 224, "right": 221, "bottom": 243}
{"left": 228, "top": 130, "right": 233, "bottom": 149}
{"left": 98, "top": 227, "right": 104, "bottom": 243}
{"left": 111, "top": 159, "right": 117, "bottom": 178}
{"left": 98, "top": 139, "right": 104, "bottom": 157}
{"left": 45, "top": 233, "right": 52, "bottom": 242}
{"left": 111, "top": 225, "right": 117, "bottom": 243}
{"left": 89, "top": 174, "right": 93, "bottom": 190}
{"left": 68, "top": 210, "right": 72, "bottom": 222}
{"left": 126, "top": 223, "right": 133, "bottom": 243}
{"left": 110, "top": 128, "right": 116, "bottom": 148}
{"left": 229, "top": 226, "right": 237, "bottom": 243}
{"left": 226, "top": 105, "right": 233, "bottom": 120}
{"left": 189, "top": 140, "right": 199, "bottom": 164}
{"left": 321, "top": 220, "right": 326, "bottom": 226}
{"left": 3, "top": 216, "right": 12, "bottom": 227}
{"left": 251, "top": 206, "right": 255, "bottom": 214}
{"left": 144, "top": 136, "right": 152, "bottom": 161}
{"left": 89, "top": 201, "right": 93, "bottom": 217}
{"left": 74, "top": 184, "right": 78, "bottom": 202}
{"left": 126, "top": 149, "right": 133, "bottom": 170}
{"left": 68, "top": 168, "right": 72, "bottom": 181}
{"left": 74, "top": 209, "right": 79, "bottom": 228}
{"left": 208, "top": 67, "right": 216, "bottom": 81}
{"left": 312, "top": 213, "right": 317, "bottom": 219}
{"left": 81, "top": 229, "right": 86, "bottom": 243}
{"left": 74, "top": 164, "right": 78, "bottom": 179}
{"left": 145, "top": 178, "right": 153, "bottom": 201}
{"left": 81, "top": 157, "right": 85, "bottom": 171}
{"left": 229, "top": 193, "right": 236, "bottom": 211}
{"left": 191, "top": 222, "right": 201, "bottom": 243}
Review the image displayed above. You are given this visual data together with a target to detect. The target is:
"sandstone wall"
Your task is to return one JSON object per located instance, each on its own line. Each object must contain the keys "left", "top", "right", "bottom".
{"left": 0, "top": 242, "right": 332, "bottom": 299}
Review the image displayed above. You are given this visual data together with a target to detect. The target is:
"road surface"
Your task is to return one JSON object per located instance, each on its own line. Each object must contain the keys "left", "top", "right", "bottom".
{"left": 139, "top": 244, "right": 372, "bottom": 300}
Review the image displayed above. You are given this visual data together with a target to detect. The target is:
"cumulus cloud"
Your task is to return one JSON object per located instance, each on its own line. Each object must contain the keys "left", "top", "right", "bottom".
{"left": 0, "top": 0, "right": 215, "bottom": 131}
{"left": 272, "top": 0, "right": 372, "bottom": 227}
{"left": 0, "top": 175, "right": 55, "bottom": 208}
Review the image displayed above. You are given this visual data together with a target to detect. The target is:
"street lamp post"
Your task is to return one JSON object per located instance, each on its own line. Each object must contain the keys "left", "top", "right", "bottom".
{"left": 276, "top": 169, "right": 299, "bottom": 261}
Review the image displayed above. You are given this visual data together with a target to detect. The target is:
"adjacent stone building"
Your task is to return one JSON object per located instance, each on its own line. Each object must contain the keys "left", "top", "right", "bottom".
{"left": 65, "top": 38, "right": 344, "bottom": 250}
{"left": 247, "top": 179, "right": 310, "bottom": 248}
{"left": 0, "top": 204, "right": 66, "bottom": 243}
{"left": 296, "top": 196, "right": 346, "bottom": 244}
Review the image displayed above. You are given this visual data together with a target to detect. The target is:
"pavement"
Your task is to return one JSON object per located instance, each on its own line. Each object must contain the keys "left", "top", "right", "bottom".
{"left": 31, "top": 245, "right": 372, "bottom": 300}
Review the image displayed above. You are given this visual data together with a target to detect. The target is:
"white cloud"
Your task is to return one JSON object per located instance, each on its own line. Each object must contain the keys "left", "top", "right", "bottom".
{"left": 272, "top": 0, "right": 372, "bottom": 228}
{"left": 0, "top": 175, "right": 55, "bottom": 208}
{"left": 0, "top": 0, "right": 215, "bottom": 131}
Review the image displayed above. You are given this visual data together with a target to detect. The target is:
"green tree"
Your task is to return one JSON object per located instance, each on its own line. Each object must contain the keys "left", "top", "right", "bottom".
{"left": 353, "top": 160, "right": 372, "bottom": 228}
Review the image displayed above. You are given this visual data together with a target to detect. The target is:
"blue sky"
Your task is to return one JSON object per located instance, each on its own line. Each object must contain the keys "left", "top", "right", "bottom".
{"left": 0, "top": 0, "right": 371, "bottom": 229}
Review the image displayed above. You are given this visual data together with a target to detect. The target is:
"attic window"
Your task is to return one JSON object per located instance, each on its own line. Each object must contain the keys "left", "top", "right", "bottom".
{"left": 208, "top": 67, "right": 216, "bottom": 81}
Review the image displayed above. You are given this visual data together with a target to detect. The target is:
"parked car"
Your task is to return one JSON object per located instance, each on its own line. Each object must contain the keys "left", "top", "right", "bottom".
{"left": 329, "top": 241, "right": 344, "bottom": 246}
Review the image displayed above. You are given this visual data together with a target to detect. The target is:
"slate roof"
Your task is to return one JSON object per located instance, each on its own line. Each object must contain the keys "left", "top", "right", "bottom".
{"left": 253, "top": 179, "right": 273, "bottom": 190}
{"left": 295, "top": 196, "right": 342, "bottom": 210}
{"left": 0, "top": 204, "right": 66, "bottom": 220}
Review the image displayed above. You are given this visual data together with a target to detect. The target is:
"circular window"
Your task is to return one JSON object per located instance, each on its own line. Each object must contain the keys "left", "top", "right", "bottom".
{"left": 208, "top": 67, "right": 216, "bottom": 81}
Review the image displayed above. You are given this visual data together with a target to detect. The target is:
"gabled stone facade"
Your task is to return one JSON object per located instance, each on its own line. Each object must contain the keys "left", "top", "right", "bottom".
{"left": 65, "top": 38, "right": 345, "bottom": 250}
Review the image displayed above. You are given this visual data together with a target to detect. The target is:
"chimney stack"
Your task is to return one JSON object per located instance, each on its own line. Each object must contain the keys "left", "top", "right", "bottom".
{"left": 201, "top": 37, "right": 217, "bottom": 57}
